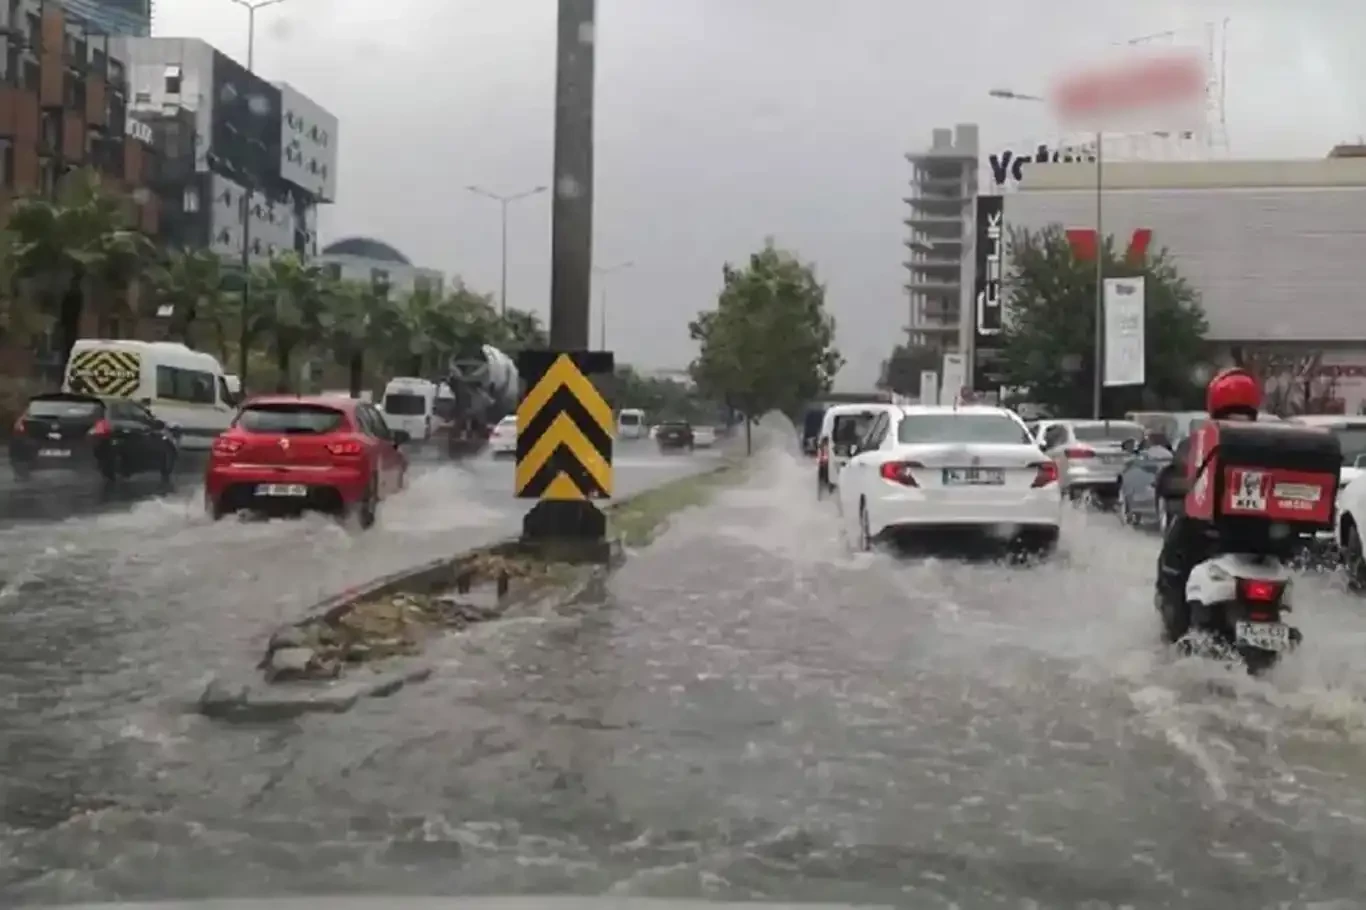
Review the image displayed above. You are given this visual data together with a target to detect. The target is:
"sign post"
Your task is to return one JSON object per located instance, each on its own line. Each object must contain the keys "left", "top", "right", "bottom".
{"left": 518, "top": 0, "right": 614, "bottom": 562}
{"left": 1047, "top": 49, "right": 1206, "bottom": 418}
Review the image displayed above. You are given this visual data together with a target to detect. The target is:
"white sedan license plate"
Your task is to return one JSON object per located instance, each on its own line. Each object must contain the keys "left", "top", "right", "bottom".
{"left": 1235, "top": 621, "right": 1291, "bottom": 652}
{"left": 257, "top": 483, "right": 307, "bottom": 497}
{"left": 38, "top": 448, "right": 72, "bottom": 458}
{"left": 944, "top": 468, "right": 1004, "bottom": 486}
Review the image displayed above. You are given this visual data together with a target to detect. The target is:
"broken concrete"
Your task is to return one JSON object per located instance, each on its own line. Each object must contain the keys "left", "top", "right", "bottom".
{"left": 199, "top": 663, "right": 435, "bottom": 722}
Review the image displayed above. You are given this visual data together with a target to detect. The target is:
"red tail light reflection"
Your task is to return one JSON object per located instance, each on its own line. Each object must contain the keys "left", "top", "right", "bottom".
{"left": 1031, "top": 461, "right": 1059, "bottom": 487}
{"left": 88, "top": 418, "right": 111, "bottom": 437}
{"left": 1237, "top": 578, "right": 1283, "bottom": 604}
{"left": 212, "top": 436, "right": 243, "bottom": 456}
{"left": 326, "top": 439, "right": 364, "bottom": 456}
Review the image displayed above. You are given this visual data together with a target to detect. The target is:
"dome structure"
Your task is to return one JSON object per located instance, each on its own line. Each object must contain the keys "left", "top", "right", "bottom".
{"left": 321, "top": 236, "right": 411, "bottom": 264}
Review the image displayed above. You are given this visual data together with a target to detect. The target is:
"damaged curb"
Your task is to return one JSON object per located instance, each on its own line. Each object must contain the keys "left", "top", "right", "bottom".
{"left": 198, "top": 454, "right": 745, "bottom": 721}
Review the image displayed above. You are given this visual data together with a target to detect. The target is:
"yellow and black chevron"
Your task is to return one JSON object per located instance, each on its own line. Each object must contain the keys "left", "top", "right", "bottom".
{"left": 67, "top": 348, "right": 142, "bottom": 398}
{"left": 515, "top": 351, "right": 614, "bottom": 500}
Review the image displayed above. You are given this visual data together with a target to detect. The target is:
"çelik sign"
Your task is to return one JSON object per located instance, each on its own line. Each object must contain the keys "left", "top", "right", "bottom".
{"left": 972, "top": 195, "right": 1007, "bottom": 393}
{"left": 1103, "top": 276, "right": 1146, "bottom": 387}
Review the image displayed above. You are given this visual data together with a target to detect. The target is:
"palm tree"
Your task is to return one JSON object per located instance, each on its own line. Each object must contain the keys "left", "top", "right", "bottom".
{"left": 252, "top": 252, "right": 328, "bottom": 391}
{"left": 0, "top": 228, "right": 47, "bottom": 347}
{"left": 7, "top": 169, "right": 154, "bottom": 371}
{"left": 494, "top": 306, "right": 547, "bottom": 352}
{"left": 146, "top": 248, "right": 235, "bottom": 358}
{"left": 323, "top": 277, "right": 388, "bottom": 396}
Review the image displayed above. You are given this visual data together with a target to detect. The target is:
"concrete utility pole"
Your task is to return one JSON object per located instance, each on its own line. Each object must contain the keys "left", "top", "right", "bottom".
{"left": 465, "top": 184, "right": 547, "bottom": 317}
{"left": 229, "top": 0, "right": 288, "bottom": 389}
{"left": 989, "top": 88, "right": 1105, "bottom": 418}
{"left": 549, "top": 0, "right": 595, "bottom": 350}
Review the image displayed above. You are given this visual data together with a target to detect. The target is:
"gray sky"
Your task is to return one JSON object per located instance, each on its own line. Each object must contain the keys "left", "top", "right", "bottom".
{"left": 154, "top": 0, "right": 1365, "bottom": 389}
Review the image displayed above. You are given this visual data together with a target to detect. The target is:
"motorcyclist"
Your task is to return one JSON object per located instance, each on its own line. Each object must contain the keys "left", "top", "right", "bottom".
{"left": 1154, "top": 367, "right": 1263, "bottom": 639}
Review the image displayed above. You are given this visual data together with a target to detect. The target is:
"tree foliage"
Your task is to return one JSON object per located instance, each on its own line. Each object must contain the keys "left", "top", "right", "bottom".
{"left": 998, "top": 225, "right": 1209, "bottom": 416}
{"left": 688, "top": 240, "right": 842, "bottom": 437}
{"left": 0, "top": 167, "right": 548, "bottom": 398}
{"left": 878, "top": 341, "right": 940, "bottom": 397}
{"left": 600, "top": 366, "right": 717, "bottom": 423}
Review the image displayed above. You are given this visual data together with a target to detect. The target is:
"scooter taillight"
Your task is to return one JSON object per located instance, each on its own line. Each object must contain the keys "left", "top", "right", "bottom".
{"left": 1237, "top": 578, "right": 1285, "bottom": 605}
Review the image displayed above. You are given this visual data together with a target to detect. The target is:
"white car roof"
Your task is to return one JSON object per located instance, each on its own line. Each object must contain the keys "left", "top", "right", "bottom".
{"left": 896, "top": 404, "right": 1020, "bottom": 418}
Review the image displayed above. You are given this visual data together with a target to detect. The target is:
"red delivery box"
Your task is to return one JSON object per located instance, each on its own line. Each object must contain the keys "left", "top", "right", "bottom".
{"left": 1185, "top": 419, "right": 1341, "bottom": 532}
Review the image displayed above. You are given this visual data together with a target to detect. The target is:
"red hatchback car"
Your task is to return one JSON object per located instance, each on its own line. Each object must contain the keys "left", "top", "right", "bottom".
{"left": 205, "top": 395, "right": 409, "bottom": 527}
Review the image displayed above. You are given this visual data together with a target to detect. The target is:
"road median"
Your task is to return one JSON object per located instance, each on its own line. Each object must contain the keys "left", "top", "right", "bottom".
{"left": 199, "top": 453, "right": 749, "bottom": 721}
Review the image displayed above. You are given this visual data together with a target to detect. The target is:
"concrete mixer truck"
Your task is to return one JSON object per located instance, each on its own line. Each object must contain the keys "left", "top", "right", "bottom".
{"left": 439, "top": 343, "right": 522, "bottom": 457}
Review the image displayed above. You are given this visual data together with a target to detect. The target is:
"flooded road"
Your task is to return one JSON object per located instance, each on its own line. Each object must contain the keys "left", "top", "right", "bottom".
{"left": 6, "top": 444, "right": 1366, "bottom": 906}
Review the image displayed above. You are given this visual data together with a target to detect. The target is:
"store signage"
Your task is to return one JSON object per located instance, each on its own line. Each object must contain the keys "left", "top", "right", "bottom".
{"left": 972, "top": 195, "right": 1007, "bottom": 393}
{"left": 1065, "top": 228, "right": 1152, "bottom": 264}
{"left": 988, "top": 143, "right": 1096, "bottom": 187}
{"left": 126, "top": 118, "right": 153, "bottom": 144}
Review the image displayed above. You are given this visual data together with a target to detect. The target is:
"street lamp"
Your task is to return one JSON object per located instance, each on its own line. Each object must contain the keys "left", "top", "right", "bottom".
{"left": 466, "top": 184, "right": 547, "bottom": 317}
{"left": 228, "top": 0, "right": 289, "bottom": 388}
{"left": 592, "top": 260, "right": 633, "bottom": 350}
{"left": 989, "top": 87, "right": 1105, "bottom": 419}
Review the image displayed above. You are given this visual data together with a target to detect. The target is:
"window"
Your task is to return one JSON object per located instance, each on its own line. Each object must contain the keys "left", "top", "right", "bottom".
{"left": 237, "top": 403, "right": 344, "bottom": 434}
{"left": 896, "top": 413, "right": 1032, "bottom": 446}
{"left": 1073, "top": 422, "right": 1144, "bottom": 443}
{"left": 155, "top": 365, "right": 216, "bottom": 404}
{"left": 361, "top": 405, "right": 392, "bottom": 439}
{"left": 25, "top": 396, "right": 103, "bottom": 420}
{"left": 163, "top": 64, "right": 181, "bottom": 95}
{"left": 0, "top": 138, "right": 13, "bottom": 188}
{"left": 217, "top": 376, "right": 237, "bottom": 407}
{"left": 831, "top": 412, "right": 875, "bottom": 445}
{"left": 382, "top": 393, "right": 426, "bottom": 416}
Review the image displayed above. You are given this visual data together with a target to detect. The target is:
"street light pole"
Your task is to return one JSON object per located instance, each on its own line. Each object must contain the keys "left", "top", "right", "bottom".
{"left": 592, "top": 260, "right": 633, "bottom": 350}
{"left": 989, "top": 88, "right": 1105, "bottom": 418}
{"left": 466, "top": 184, "right": 547, "bottom": 317}
{"left": 229, "top": 0, "right": 287, "bottom": 390}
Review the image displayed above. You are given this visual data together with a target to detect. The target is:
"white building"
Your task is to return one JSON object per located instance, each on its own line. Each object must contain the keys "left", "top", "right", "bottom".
{"left": 318, "top": 238, "right": 444, "bottom": 297}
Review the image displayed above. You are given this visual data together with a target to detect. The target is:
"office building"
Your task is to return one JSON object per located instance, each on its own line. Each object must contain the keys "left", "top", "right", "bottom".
{"left": 904, "top": 123, "right": 978, "bottom": 357}
{"left": 112, "top": 36, "right": 336, "bottom": 264}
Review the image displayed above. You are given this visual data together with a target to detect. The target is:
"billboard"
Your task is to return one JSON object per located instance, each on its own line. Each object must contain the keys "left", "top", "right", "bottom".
{"left": 209, "top": 50, "right": 282, "bottom": 184}
{"left": 278, "top": 82, "right": 338, "bottom": 202}
{"left": 1103, "top": 277, "right": 1146, "bottom": 386}
{"left": 972, "top": 195, "right": 1006, "bottom": 392}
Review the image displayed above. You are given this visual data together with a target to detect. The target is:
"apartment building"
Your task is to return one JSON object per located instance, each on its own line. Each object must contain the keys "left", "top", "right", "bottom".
{"left": 0, "top": 1, "right": 161, "bottom": 383}
{"left": 904, "top": 123, "right": 978, "bottom": 357}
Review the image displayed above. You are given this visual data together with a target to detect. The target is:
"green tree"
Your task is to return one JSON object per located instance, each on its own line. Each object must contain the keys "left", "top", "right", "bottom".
{"left": 7, "top": 169, "right": 155, "bottom": 371}
{"left": 998, "top": 225, "right": 1209, "bottom": 416}
{"left": 492, "top": 306, "right": 548, "bottom": 352}
{"left": 253, "top": 252, "right": 329, "bottom": 391}
{"left": 878, "top": 341, "right": 940, "bottom": 397}
{"left": 689, "top": 240, "right": 842, "bottom": 452}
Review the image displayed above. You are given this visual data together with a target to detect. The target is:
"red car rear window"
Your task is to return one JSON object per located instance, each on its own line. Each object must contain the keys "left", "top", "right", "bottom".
{"left": 238, "top": 404, "right": 346, "bottom": 434}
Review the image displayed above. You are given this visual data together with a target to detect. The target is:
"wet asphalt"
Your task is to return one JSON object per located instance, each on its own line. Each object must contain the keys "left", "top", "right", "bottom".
{"left": 6, "top": 436, "right": 1366, "bottom": 907}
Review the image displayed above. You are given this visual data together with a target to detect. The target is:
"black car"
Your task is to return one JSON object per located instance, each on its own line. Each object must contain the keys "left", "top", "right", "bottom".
{"left": 656, "top": 420, "right": 695, "bottom": 452}
{"left": 9, "top": 392, "right": 179, "bottom": 483}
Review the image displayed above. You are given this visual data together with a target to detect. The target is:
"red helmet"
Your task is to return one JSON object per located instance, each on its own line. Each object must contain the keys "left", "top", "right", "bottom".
{"left": 1206, "top": 367, "right": 1262, "bottom": 419}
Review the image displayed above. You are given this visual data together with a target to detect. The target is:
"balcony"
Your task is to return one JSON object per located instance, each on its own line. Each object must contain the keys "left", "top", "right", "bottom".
{"left": 905, "top": 276, "right": 960, "bottom": 294}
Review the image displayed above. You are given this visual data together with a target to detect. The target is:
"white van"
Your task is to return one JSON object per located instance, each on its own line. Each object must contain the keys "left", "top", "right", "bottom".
{"left": 63, "top": 339, "right": 236, "bottom": 450}
{"left": 618, "top": 408, "right": 645, "bottom": 440}
{"left": 380, "top": 377, "right": 438, "bottom": 441}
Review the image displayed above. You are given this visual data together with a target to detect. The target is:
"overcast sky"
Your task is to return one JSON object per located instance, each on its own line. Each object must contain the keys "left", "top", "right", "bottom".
{"left": 152, "top": 0, "right": 1366, "bottom": 389}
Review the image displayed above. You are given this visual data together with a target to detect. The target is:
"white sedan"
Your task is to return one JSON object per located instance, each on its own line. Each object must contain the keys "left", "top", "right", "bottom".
{"left": 837, "top": 405, "right": 1063, "bottom": 553}
{"left": 488, "top": 415, "right": 517, "bottom": 457}
{"left": 693, "top": 426, "right": 717, "bottom": 448}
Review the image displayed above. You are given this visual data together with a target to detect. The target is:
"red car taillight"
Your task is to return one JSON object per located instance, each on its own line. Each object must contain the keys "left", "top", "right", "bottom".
{"left": 1031, "top": 461, "right": 1059, "bottom": 487}
{"left": 1063, "top": 446, "right": 1095, "bottom": 459}
{"left": 212, "top": 436, "right": 243, "bottom": 456}
{"left": 326, "top": 439, "right": 364, "bottom": 456}
{"left": 879, "top": 460, "right": 923, "bottom": 486}
{"left": 88, "top": 418, "right": 111, "bottom": 437}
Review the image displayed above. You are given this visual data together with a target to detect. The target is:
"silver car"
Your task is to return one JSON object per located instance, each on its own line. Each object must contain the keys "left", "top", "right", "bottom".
{"left": 1038, "top": 419, "right": 1146, "bottom": 502}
